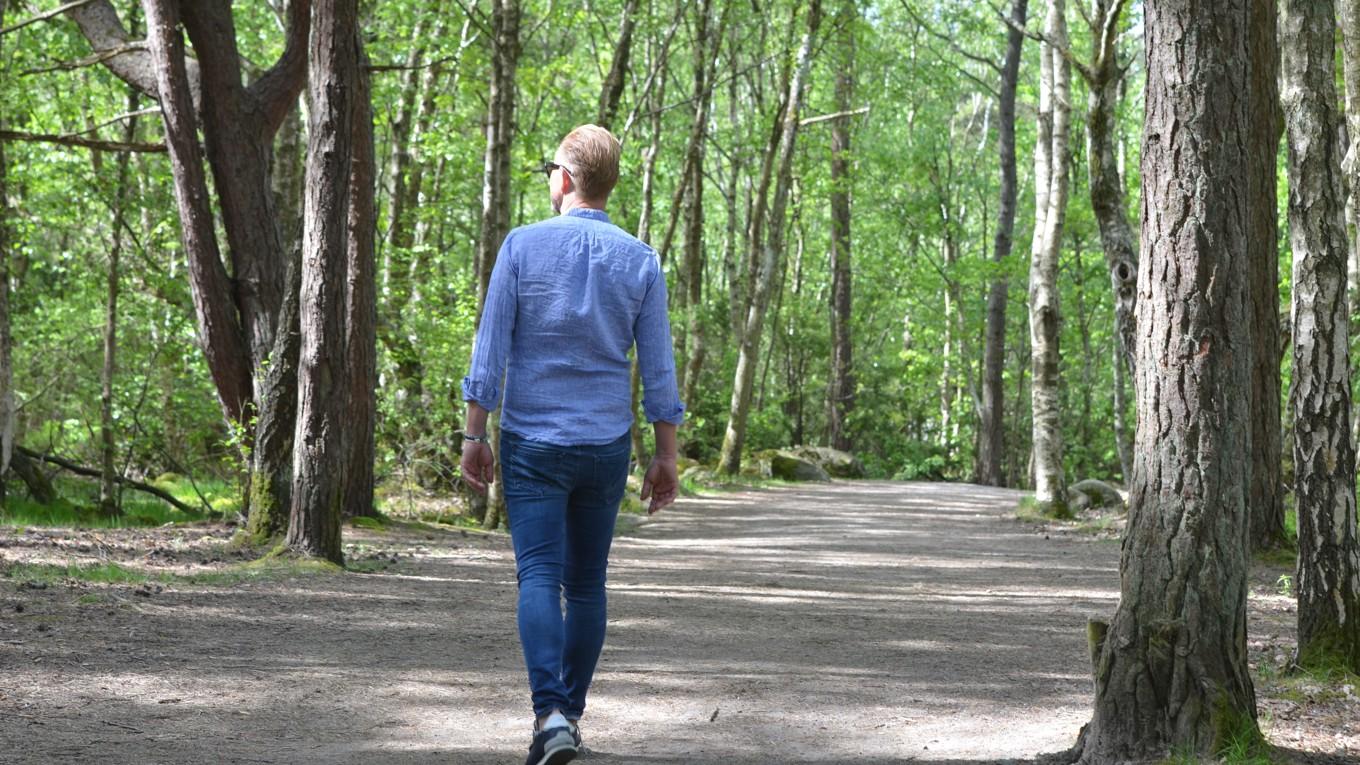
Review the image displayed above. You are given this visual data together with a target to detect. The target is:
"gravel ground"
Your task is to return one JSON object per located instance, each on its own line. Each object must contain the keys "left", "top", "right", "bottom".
{"left": 1, "top": 480, "right": 1355, "bottom": 764}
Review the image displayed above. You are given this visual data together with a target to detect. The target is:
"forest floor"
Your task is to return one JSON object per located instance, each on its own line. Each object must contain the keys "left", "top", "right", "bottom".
{"left": 1, "top": 481, "right": 1356, "bottom": 764}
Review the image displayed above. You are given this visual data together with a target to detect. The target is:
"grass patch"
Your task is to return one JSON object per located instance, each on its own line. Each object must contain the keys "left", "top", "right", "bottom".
{"left": 1, "top": 475, "right": 239, "bottom": 529}
{"left": 349, "top": 515, "right": 387, "bottom": 531}
{"left": 5, "top": 560, "right": 150, "bottom": 586}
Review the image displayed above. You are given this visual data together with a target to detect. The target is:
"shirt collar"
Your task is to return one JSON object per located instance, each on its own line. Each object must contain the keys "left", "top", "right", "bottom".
{"left": 565, "top": 207, "right": 611, "bottom": 223}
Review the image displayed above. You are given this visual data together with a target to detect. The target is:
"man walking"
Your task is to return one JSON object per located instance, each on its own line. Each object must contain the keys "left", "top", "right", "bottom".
{"left": 459, "top": 124, "right": 685, "bottom": 765}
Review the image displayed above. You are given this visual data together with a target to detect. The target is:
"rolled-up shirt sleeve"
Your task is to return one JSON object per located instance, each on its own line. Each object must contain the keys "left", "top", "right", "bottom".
{"left": 461, "top": 235, "right": 518, "bottom": 411}
{"left": 635, "top": 255, "right": 686, "bottom": 425}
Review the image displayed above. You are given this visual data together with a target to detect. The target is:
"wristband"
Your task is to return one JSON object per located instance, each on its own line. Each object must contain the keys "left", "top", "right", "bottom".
{"left": 462, "top": 432, "right": 490, "bottom": 444}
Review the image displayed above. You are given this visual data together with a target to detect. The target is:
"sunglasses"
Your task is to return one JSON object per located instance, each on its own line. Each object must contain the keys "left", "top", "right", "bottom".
{"left": 536, "top": 160, "right": 573, "bottom": 178}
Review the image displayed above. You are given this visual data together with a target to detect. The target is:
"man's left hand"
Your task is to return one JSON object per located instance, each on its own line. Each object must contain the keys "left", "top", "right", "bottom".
{"left": 460, "top": 441, "right": 495, "bottom": 494}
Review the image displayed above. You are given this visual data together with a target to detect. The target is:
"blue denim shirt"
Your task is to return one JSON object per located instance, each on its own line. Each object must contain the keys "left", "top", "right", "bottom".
{"left": 461, "top": 208, "right": 686, "bottom": 445}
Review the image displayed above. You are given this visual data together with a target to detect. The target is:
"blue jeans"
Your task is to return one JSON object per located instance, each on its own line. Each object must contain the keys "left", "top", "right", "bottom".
{"left": 501, "top": 428, "right": 631, "bottom": 719}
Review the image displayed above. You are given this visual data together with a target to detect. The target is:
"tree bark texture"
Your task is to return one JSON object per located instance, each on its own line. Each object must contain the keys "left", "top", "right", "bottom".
{"left": 827, "top": 0, "right": 857, "bottom": 454}
{"left": 1082, "top": 0, "right": 1136, "bottom": 375}
{"left": 1281, "top": 0, "right": 1360, "bottom": 672}
{"left": 0, "top": 0, "right": 12, "bottom": 493}
{"left": 475, "top": 0, "right": 521, "bottom": 320}
{"left": 473, "top": 0, "right": 521, "bottom": 532}
{"left": 139, "top": 0, "right": 254, "bottom": 430}
{"left": 976, "top": 0, "right": 1027, "bottom": 487}
{"left": 676, "top": 0, "right": 720, "bottom": 412}
{"left": 1027, "top": 0, "right": 1070, "bottom": 512}
{"left": 596, "top": 0, "right": 640, "bottom": 130}
{"left": 1339, "top": 0, "right": 1360, "bottom": 442}
{"left": 342, "top": 51, "right": 377, "bottom": 520}
{"left": 1247, "top": 0, "right": 1287, "bottom": 552}
{"left": 1076, "top": 0, "right": 1260, "bottom": 757}
{"left": 718, "top": 0, "right": 821, "bottom": 475}
{"left": 287, "top": 0, "right": 360, "bottom": 564}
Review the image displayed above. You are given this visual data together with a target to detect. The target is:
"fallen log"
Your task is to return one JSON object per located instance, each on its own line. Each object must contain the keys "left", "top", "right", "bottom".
{"left": 16, "top": 446, "right": 197, "bottom": 514}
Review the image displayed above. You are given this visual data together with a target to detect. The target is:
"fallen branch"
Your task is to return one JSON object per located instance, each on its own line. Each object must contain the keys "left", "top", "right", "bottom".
{"left": 16, "top": 446, "right": 196, "bottom": 514}
{"left": 0, "top": 129, "right": 165, "bottom": 153}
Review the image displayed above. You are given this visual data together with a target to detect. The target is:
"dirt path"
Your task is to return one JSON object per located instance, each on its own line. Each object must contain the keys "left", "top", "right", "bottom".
{"left": 0, "top": 482, "right": 1352, "bottom": 763}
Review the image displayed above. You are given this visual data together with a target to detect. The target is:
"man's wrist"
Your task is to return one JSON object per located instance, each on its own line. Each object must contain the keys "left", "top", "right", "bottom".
{"left": 462, "top": 431, "right": 490, "bottom": 444}
{"left": 653, "top": 451, "right": 677, "bottom": 461}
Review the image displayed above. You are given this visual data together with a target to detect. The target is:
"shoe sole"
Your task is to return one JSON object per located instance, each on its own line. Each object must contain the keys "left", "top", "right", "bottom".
{"left": 533, "top": 744, "right": 577, "bottom": 765}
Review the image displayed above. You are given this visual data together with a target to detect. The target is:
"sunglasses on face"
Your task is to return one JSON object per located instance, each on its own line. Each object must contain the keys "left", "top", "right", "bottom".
{"left": 536, "top": 160, "right": 573, "bottom": 178}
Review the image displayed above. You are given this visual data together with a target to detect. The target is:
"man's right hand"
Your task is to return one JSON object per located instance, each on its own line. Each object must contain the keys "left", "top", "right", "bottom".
{"left": 641, "top": 455, "right": 679, "bottom": 514}
{"left": 460, "top": 441, "right": 495, "bottom": 494}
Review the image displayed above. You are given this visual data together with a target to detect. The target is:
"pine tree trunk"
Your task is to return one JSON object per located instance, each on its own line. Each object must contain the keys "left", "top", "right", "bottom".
{"left": 827, "top": 0, "right": 857, "bottom": 454}
{"left": 1027, "top": 0, "right": 1070, "bottom": 513}
{"left": 1076, "top": 0, "right": 1260, "bottom": 757}
{"left": 976, "top": 0, "right": 1027, "bottom": 486}
{"left": 139, "top": 0, "right": 255, "bottom": 431}
{"left": 342, "top": 45, "right": 377, "bottom": 520}
{"left": 475, "top": 0, "right": 520, "bottom": 532}
{"left": 1281, "top": 0, "right": 1360, "bottom": 672}
{"left": 718, "top": 0, "right": 821, "bottom": 475}
{"left": 1246, "top": 0, "right": 1287, "bottom": 551}
{"left": 287, "top": 0, "right": 360, "bottom": 564}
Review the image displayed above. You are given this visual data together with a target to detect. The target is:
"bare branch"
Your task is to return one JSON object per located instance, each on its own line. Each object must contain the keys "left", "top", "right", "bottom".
{"left": 800, "top": 105, "right": 870, "bottom": 127}
{"left": 0, "top": 0, "right": 99, "bottom": 36}
{"left": 988, "top": 0, "right": 1094, "bottom": 83}
{"left": 0, "top": 129, "right": 166, "bottom": 153}
{"left": 899, "top": 0, "right": 1001, "bottom": 74}
{"left": 20, "top": 41, "right": 146, "bottom": 76}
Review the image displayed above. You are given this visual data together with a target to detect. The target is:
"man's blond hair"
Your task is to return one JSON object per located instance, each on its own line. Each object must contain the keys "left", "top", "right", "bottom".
{"left": 558, "top": 124, "right": 621, "bottom": 201}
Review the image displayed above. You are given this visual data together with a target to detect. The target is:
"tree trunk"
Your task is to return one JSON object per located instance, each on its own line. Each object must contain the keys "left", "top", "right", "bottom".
{"left": 139, "top": 0, "right": 255, "bottom": 431}
{"left": 98, "top": 98, "right": 138, "bottom": 517}
{"left": 718, "top": 0, "right": 822, "bottom": 475}
{"left": 475, "top": 0, "right": 521, "bottom": 532}
{"left": 827, "top": 0, "right": 857, "bottom": 454}
{"left": 1247, "top": 0, "right": 1287, "bottom": 551}
{"left": 245, "top": 252, "right": 300, "bottom": 543}
{"left": 677, "top": 0, "right": 720, "bottom": 414}
{"left": 1083, "top": 0, "right": 1137, "bottom": 375}
{"left": 287, "top": 0, "right": 360, "bottom": 564}
{"left": 0, "top": 0, "right": 12, "bottom": 501}
{"left": 596, "top": 0, "right": 640, "bottom": 130}
{"left": 1338, "top": 0, "right": 1360, "bottom": 452}
{"left": 1027, "top": 0, "right": 1070, "bottom": 513}
{"left": 1076, "top": 0, "right": 1260, "bottom": 757}
{"left": 342, "top": 49, "right": 377, "bottom": 520}
{"left": 976, "top": 0, "right": 1027, "bottom": 486}
{"left": 1281, "top": 0, "right": 1360, "bottom": 672}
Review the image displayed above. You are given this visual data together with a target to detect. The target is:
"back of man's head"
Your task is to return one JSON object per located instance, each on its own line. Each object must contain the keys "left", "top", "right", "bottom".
{"left": 558, "top": 124, "right": 621, "bottom": 202}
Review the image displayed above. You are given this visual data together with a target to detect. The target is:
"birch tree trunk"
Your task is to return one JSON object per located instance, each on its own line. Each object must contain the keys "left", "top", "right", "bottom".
{"left": 827, "top": 0, "right": 857, "bottom": 453}
{"left": 1248, "top": 0, "right": 1287, "bottom": 551}
{"left": 1027, "top": 0, "right": 1070, "bottom": 513}
{"left": 1075, "top": 0, "right": 1260, "bottom": 756}
{"left": 287, "top": 0, "right": 360, "bottom": 564}
{"left": 1338, "top": 0, "right": 1360, "bottom": 448}
{"left": 718, "top": 0, "right": 822, "bottom": 475}
{"left": 1281, "top": 0, "right": 1360, "bottom": 672}
{"left": 976, "top": 0, "right": 1027, "bottom": 486}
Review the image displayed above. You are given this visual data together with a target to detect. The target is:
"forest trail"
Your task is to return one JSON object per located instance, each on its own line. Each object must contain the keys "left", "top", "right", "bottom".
{"left": 2, "top": 482, "right": 1121, "bottom": 764}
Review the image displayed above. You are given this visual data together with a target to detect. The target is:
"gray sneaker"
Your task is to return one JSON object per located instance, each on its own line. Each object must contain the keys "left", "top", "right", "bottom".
{"left": 525, "top": 721, "right": 577, "bottom": 765}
